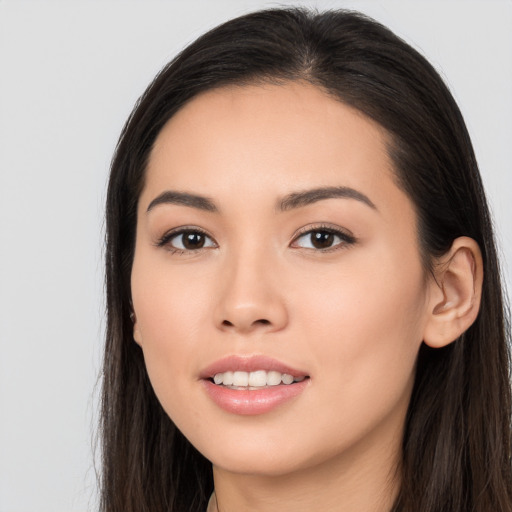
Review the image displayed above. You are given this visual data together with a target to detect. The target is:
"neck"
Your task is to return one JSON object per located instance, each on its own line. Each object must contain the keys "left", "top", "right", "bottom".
{"left": 210, "top": 419, "right": 402, "bottom": 512}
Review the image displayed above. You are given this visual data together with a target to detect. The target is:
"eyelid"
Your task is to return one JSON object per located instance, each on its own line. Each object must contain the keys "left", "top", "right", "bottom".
{"left": 290, "top": 223, "right": 356, "bottom": 250}
{"left": 154, "top": 223, "right": 355, "bottom": 253}
{"left": 155, "top": 225, "right": 218, "bottom": 252}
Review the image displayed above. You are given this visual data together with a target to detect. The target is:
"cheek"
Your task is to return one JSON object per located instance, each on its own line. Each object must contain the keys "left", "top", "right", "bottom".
{"left": 130, "top": 253, "right": 215, "bottom": 408}
{"left": 132, "top": 246, "right": 214, "bottom": 335}
{"left": 296, "top": 246, "right": 427, "bottom": 410}
{"left": 280, "top": 267, "right": 425, "bottom": 465}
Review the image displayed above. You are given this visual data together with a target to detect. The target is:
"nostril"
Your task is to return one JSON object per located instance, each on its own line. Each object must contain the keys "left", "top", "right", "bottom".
{"left": 220, "top": 318, "right": 271, "bottom": 328}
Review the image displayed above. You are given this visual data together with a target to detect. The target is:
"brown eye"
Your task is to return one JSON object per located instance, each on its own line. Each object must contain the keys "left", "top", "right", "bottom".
{"left": 310, "top": 231, "right": 335, "bottom": 249}
{"left": 159, "top": 229, "right": 216, "bottom": 252}
{"left": 182, "top": 232, "right": 206, "bottom": 249}
{"left": 292, "top": 227, "right": 355, "bottom": 251}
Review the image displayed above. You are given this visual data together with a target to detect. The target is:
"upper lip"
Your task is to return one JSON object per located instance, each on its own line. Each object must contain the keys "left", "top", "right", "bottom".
{"left": 200, "top": 355, "right": 308, "bottom": 379}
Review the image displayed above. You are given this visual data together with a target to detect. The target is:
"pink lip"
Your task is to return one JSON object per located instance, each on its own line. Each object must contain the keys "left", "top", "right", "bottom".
{"left": 199, "top": 354, "right": 308, "bottom": 379}
{"left": 202, "top": 380, "right": 308, "bottom": 415}
{"left": 200, "top": 355, "right": 310, "bottom": 415}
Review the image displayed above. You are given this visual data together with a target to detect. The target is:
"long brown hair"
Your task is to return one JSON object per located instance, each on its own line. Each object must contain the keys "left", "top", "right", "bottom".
{"left": 101, "top": 8, "right": 512, "bottom": 511}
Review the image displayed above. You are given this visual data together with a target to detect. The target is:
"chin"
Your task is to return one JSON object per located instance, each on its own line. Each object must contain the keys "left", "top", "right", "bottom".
{"left": 210, "top": 451, "right": 309, "bottom": 477}
{"left": 190, "top": 425, "right": 342, "bottom": 478}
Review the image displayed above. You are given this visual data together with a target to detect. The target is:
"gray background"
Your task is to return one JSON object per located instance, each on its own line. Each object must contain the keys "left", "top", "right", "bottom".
{"left": 1, "top": 1, "right": 510, "bottom": 511}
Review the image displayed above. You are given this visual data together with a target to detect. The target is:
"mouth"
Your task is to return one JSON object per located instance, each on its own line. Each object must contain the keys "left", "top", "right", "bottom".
{"left": 201, "top": 354, "right": 310, "bottom": 388}
{"left": 200, "top": 355, "right": 310, "bottom": 415}
{"left": 210, "top": 370, "right": 307, "bottom": 389}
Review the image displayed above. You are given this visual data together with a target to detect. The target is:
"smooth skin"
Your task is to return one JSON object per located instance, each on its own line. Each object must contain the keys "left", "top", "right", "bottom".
{"left": 131, "top": 82, "right": 483, "bottom": 512}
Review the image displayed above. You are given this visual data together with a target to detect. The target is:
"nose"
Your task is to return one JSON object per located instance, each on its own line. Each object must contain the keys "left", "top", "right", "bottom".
{"left": 214, "top": 249, "right": 288, "bottom": 335}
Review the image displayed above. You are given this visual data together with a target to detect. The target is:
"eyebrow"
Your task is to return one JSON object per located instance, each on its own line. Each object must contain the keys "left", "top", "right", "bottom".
{"left": 146, "top": 190, "right": 218, "bottom": 213}
{"left": 146, "top": 185, "right": 376, "bottom": 214}
{"left": 278, "top": 186, "right": 376, "bottom": 211}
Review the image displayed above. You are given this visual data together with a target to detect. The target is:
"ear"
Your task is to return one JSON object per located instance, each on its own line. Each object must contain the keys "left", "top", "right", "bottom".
{"left": 131, "top": 310, "right": 143, "bottom": 346}
{"left": 423, "top": 236, "right": 483, "bottom": 348}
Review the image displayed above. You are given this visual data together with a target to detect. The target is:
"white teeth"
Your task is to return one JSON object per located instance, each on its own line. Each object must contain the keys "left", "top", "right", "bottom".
{"left": 212, "top": 370, "right": 305, "bottom": 387}
{"left": 248, "top": 370, "right": 267, "bottom": 387}
{"left": 281, "top": 373, "right": 294, "bottom": 385}
{"left": 233, "top": 371, "right": 249, "bottom": 387}
{"left": 266, "top": 370, "right": 282, "bottom": 386}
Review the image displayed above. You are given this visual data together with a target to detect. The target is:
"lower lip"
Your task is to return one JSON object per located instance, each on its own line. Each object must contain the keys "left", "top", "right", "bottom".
{"left": 202, "top": 379, "right": 309, "bottom": 415}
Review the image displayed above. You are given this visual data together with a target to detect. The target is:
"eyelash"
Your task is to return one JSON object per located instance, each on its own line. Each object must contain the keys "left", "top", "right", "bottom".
{"left": 156, "top": 226, "right": 216, "bottom": 255}
{"left": 156, "top": 224, "right": 356, "bottom": 255}
{"left": 291, "top": 224, "right": 356, "bottom": 252}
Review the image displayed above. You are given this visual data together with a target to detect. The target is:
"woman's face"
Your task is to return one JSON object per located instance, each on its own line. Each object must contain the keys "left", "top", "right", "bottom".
{"left": 131, "top": 82, "right": 435, "bottom": 477}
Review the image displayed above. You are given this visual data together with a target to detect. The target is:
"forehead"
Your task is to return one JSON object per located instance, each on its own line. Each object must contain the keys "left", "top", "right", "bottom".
{"left": 143, "top": 81, "right": 406, "bottom": 217}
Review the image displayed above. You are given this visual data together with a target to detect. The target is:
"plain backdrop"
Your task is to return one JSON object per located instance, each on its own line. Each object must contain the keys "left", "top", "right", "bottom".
{"left": 0, "top": 1, "right": 511, "bottom": 511}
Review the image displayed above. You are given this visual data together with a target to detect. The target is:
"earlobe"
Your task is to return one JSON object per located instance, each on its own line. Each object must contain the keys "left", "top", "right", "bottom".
{"left": 423, "top": 236, "right": 483, "bottom": 348}
{"left": 133, "top": 325, "right": 143, "bottom": 346}
{"left": 131, "top": 311, "right": 143, "bottom": 346}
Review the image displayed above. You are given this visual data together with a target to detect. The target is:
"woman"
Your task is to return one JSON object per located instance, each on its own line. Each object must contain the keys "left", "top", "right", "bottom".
{"left": 101, "top": 7, "right": 512, "bottom": 512}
